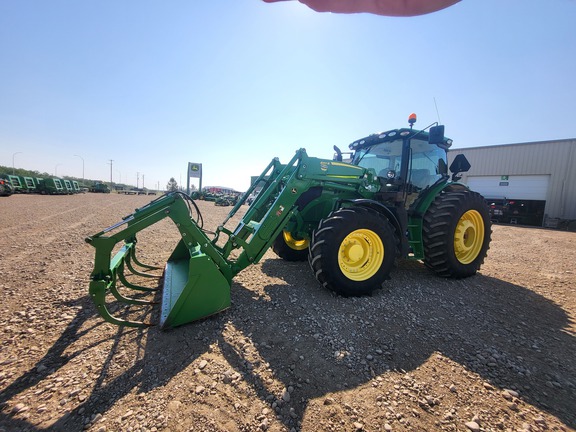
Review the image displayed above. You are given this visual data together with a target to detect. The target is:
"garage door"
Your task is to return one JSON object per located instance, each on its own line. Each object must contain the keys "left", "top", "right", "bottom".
{"left": 466, "top": 175, "right": 550, "bottom": 200}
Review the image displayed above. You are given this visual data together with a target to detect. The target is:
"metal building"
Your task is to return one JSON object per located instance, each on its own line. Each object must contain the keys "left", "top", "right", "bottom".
{"left": 448, "top": 138, "right": 576, "bottom": 227}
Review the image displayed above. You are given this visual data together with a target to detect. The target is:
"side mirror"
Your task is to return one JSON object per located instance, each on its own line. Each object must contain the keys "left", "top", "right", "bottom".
{"left": 428, "top": 125, "right": 445, "bottom": 145}
{"left": 449, "top": 154, "right": 471, "bottom": 181}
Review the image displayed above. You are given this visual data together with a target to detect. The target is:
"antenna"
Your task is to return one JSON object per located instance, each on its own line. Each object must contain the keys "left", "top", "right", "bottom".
{"left": 433, "top": 97, "right": 442, "bottom": 124}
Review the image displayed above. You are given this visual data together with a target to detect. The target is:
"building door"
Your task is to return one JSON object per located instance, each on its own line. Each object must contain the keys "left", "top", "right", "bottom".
{"left": 466, "top": 175, "right": 550, "bottom": 200}
{"left": 467, "top": 175, "right": 550, "bottom": 226}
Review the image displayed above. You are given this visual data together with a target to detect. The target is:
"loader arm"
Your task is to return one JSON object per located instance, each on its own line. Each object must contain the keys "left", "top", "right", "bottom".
{"left": 215, "top": 149, "right": 373, "bottom": 272}
{"left": 86, "top": 148, "right": 376, "bottom": 329}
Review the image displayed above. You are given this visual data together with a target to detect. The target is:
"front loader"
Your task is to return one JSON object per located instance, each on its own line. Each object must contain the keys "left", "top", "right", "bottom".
{"left": 86, "top": 114, "right": 491, "bottom": 329}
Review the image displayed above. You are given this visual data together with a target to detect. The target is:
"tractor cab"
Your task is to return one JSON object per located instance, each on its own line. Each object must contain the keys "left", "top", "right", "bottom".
{"left": 348, "top": 114, "right": 464, "bottom": 207}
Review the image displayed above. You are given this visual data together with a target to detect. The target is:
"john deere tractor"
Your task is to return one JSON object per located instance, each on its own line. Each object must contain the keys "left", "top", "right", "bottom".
{"left": 86, "top": 115, "right": 490, "bottom": 328}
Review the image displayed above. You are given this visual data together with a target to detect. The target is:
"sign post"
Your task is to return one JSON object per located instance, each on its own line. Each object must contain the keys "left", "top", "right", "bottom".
{"left": 187, "top": 162, "right": 202, "bottom": 195}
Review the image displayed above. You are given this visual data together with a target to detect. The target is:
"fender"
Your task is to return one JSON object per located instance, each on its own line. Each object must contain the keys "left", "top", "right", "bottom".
{"left": 407, "top": 181, "right": 470, "bottom": 259}
{"left": 339, "top": 198, "right": 408, "bottom": 257}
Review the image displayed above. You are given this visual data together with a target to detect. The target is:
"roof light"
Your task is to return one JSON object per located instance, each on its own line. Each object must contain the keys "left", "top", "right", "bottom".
{"left": 408, "top": 113, "right": 417, "bottom": 127}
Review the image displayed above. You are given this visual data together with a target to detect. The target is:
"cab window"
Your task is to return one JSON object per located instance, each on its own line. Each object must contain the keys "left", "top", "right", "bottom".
{"left": 352, "top": 139, "right": 404, "bottom": 180}
{"left": 408, "top": 139, "right": 446, "bottom": 189}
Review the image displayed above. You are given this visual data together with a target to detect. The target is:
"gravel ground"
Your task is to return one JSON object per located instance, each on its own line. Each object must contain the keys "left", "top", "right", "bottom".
{"left": 0, "top": 193, "right": 575, "bottom": 432}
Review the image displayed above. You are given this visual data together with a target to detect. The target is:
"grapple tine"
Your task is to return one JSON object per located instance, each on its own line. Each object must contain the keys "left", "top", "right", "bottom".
{"left": 125, "top": 255, "right": 161, "bottom": 279}
{"left": 89, "top": 280, "right": 154, "bottom": 328}
{"left": 131, "top": 245, "right": 162, "bottom": 270}
{"left": 126, "top": 243, "right": 162, "bottom": 279}
{"left": 109, "top": 282, "right": 157, "bottom": 305}
{"left": 117, "top": 263, "right": 159, "bottom": 293}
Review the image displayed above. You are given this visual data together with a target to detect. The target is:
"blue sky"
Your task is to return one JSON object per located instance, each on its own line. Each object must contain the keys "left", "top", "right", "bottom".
{"left": 1, "top": 0, "right": 575, "bottom": 192}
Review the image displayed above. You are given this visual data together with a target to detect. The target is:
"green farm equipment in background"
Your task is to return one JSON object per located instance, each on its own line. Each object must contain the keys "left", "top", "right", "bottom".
{"left": 0, "top": 177, "right": 14, "bottom": 197}
{"left": 86, "top": 115, "right": 491, "bottom": 329}
{"left": 36, "top": 178, "right": 66, "bottom": 194}
{"left": 21, "top": 176, "right": 37, "bottom": 193}
{"left": 62, "top": 179, "right": 74, "bottom": 194}
{"left": 215, "top": 195, "right": 239, "bottom": 207}
{"left": 0, "top": 172, "right": 84, "bottom": 195}
{"left": 89, "top": 182, "right": 111, "bottom": 193}
{"left": 33, "top": 178, "right": 44, "bottom": 191}
{"left": 2, "top": 175, "right": 38, "bottom": 193}
{"left": 6, "top": 175, "right": 24, "bottom": 193}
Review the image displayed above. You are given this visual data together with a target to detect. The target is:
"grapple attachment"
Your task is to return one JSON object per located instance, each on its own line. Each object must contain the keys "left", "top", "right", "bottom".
{"left": 85, "top": 193, "right": 232, "bottom": 328}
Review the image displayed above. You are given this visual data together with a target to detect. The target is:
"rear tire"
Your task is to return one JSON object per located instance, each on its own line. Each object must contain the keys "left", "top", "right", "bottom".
{"left": 308, "top": 207, "right": 397, "bottom": 296}
{"left": 272, "top": 231, "right": 309, "bottom": 261}
{"left": 423, "top": 189, "right": 491, "bottom": 278}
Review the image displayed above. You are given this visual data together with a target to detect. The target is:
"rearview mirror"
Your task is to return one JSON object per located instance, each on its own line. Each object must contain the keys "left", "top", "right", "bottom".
{"left": 428, "top": 125, "right": 445, "bottom": 145}
{"left": 449, "top": 154, "right": 471, "bottom": 181}
{"left": 449, "top": 154, "right": 471, "bottom": 174}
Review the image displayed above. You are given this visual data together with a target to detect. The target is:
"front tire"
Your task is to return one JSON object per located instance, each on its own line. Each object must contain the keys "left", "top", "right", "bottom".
{"left": 272, "top": 231, "right": 309, "bottom": 261}
{"left": 423, "top": 189, "right": 491, "bottom": 278}
{"left": 308, "top": 207, "right": 397, "bottom": 296}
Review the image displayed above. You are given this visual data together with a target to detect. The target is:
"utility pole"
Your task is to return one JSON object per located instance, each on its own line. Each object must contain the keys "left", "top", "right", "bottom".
{"left": 108, "top": 160, "right": 114, "bottom": 187}
{"left": 137, "top": 172, "right": 140, "bottom": 188}
{"left": 74, "top": 154, "right": 84, "bottom": 183}
{"left": 12, "top": 152, "right": 23, "bottom": 175}
{"left": 142, "top": 174, "right": 145, "bottom": 189}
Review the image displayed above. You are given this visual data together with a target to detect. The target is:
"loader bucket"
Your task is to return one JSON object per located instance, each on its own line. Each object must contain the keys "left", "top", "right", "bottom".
{"left": 160, "top": 240, "right": 230, "bottom": 329}
{"left": 86, "top": 192, "right": 233, "bottom": 328}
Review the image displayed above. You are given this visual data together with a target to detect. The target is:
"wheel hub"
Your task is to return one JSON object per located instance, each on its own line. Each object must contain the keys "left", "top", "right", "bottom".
{"left": 283, "top": 231, "right": 309, "bottom": 251}
{"left": 454, "top": 210, "right": 484, "bottom": 264}
{"left": 338, "top": 229, "right": 384, "bottom": 281}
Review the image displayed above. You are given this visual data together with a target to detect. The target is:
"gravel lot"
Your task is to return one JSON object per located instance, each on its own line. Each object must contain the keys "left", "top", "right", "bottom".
{"left": 0, "top": 193, "right": 575, "bottom": 432}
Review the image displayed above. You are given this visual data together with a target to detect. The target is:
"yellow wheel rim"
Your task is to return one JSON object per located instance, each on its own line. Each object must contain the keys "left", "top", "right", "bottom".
{"left": 338, "top": 229, "right": 384, "bottom": 281}
{"left": 282, "top": 231, "right": 309, "bottom": 251}
{"left": 454, "top": 210, "right": 485, "bottom": 264}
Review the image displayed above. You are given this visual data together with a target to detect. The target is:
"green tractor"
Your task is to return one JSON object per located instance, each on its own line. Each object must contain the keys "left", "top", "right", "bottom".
{"left": 86, "top": 115, "right": 490, "bottom": 328}
{"left": 89, "top": 182, "right": 111, "bottom": 193}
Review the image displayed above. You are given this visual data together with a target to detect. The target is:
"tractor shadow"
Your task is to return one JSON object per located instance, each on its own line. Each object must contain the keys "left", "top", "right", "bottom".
{"left": 0, "top": 291, "right": 216, "bottom": 432}
{"left": 219, "top": 257, "right": 576, "bottom": 429}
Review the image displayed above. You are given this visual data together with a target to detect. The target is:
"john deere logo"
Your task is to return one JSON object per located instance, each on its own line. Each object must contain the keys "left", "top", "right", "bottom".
{"left": 191, "top": 165, "right": 199, "bottom": 171}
